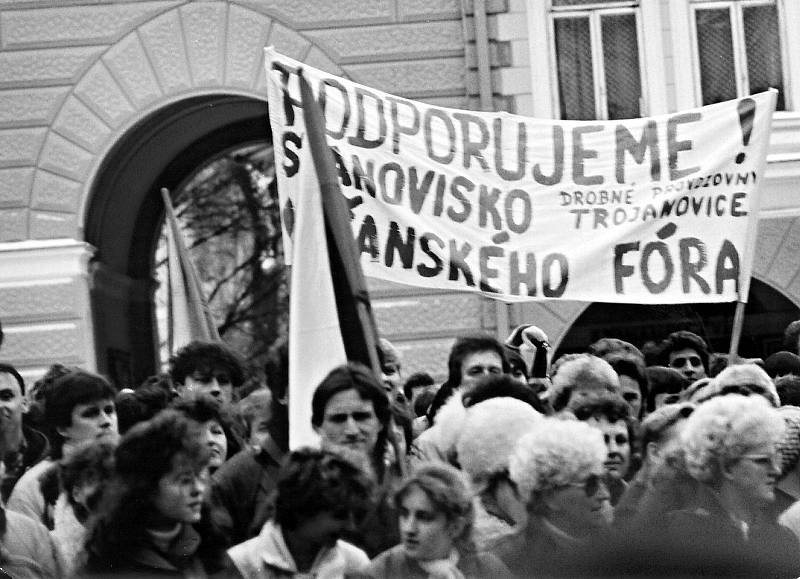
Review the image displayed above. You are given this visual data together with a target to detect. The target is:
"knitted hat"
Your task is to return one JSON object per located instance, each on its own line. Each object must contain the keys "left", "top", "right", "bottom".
{"left": 456, "top": 397, "right": 542, "bottom": 490}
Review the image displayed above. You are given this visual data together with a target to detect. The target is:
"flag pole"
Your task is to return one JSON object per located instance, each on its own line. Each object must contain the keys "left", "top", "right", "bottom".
{"left": 728, "top": 300, "right": 746, "bottom": 365}
{"left": 297, "top": 69, "right": 404, "bottom": 477}
{"left": 296, "top": 69, "right": 382, "bottom": 377}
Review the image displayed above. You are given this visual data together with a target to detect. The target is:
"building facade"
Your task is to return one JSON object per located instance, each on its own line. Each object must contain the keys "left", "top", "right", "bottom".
{"left": 0, "top": 0, "right": 798, "bottom": 384}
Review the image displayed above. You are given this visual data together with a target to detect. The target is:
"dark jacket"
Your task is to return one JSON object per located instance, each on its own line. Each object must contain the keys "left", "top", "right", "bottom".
{"left": 210, "top": 447, "right": 281, "bottom": 546}
{"left": 82, "top": 523, "right": 207, "bottom": 578}
{"left": 661, "top": 490, "right": 800, "bottom": 577}
{"left": 1, "top": 425, "right": 48, "bottom": 502}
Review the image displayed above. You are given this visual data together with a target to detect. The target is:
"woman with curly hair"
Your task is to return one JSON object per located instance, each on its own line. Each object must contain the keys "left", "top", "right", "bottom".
{"left": 172, "top": 394, "right": 243, "bottom": 473}
{"left": 81, "top": 410, "right": 227, "bottom": 576}
{"left": 661, "top": 394, "right": 800, "bottom": 576}
{"left": 492, "top": 418, "right": 611, "bottom": 578}
{"left": 365, "top": 462, "right": 512, "bottom": 578}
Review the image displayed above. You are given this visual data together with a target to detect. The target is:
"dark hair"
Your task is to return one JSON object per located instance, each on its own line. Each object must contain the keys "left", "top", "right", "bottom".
{"left": 462, "top": 374, "right": 548, "bottom": 415}
{"left": 504, "top": 347, "right": 528, "bottom": 379}
{"left": 0, "top": 362, "right": 25, "bottom": 396}
{"left": 571, "top": 393, "right": 632, "bottom": 424}
{"left": 311, "top": 363, "right": 390, "bottom": 478}
{"left": 776, "top": 375, "right": 800, "bottom": 407}
{"left": 85, "top": 411, "right": 224, "bottom": 572}
{"left": 413, "top": 389, "right": 436, "bottom": 418}
{"left": 606, "top": 355, "right": 648, "bottom": 417}
{"left": 764, "top": 351, "right": 800, "bottom": 379}
{"left": 427, "top": 334, "right": 509, "bottom": 424}
{"left": 645, "top": 366, "right": 690, "bottom": 412}
{"left": 390, "top": 400, "right": 413, "bottom": 454}
{"left": 169, "top": 340, "right": 246, "bottom": 389}
{"left": 783, "top": 321, "right": 800, "bottom": 352}
{"left": 172, "top": 394, "right": 243, "bottom": 460}
{"left": 264, "top": 336, "right": 289, "bottom": 403}
{"left": 46, "top": 370, "right": 117, "bottom": 459}
{"left": 402, "top": 372, "right": 435, "bottom": 401}
{"left": 58, "top": 439, "right": 116, "bottom": 522}
{"left": 273, "top": 447, "right": 373, "bottom": 531}
{"left": 657, "top": 331, "right": 710, "bottom": 373}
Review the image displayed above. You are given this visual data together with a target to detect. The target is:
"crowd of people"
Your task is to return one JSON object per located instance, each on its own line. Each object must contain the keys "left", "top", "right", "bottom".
{"left": 2, "top": 317, "right": 800, "bottom": 577}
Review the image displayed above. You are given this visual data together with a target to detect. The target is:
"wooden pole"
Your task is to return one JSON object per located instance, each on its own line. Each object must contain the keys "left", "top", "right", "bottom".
{"left": 728, "top": 300, "right": 746, "bottom": 365}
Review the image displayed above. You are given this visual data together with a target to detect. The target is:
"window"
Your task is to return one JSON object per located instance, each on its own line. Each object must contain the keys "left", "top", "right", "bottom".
{"left": 551, "top": 1, "right": 643, "bottom": 120}
{"left": 691, "top": 1, "right": 785, "bottom": 110}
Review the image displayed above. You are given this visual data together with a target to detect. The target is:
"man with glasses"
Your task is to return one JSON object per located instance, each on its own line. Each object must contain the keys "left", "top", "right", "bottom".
{"left": 658, "top": 330, "right": 710, "bottom": 383}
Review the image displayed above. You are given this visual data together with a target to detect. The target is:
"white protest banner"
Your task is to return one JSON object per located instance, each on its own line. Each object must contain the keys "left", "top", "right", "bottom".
{"left": 265, "top": 48, "right": 776, "bottom": 305}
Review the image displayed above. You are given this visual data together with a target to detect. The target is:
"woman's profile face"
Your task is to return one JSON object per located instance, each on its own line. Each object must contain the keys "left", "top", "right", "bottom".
{"left": 200, "top": 419, "right": 228, "bottom": 469}
{"left": 726, "top": 441, "right": 781, "bottom": 503}
{"left": 398, "top": 486, "right": 458, "bottom": 562}
{"left": 151, "top": 454, "right": 208, "bottom": 527}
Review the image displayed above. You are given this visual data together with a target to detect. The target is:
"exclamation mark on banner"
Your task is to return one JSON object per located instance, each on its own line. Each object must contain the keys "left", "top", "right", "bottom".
{"left": 736, "top": 97, "right": 756, "bottom": 164}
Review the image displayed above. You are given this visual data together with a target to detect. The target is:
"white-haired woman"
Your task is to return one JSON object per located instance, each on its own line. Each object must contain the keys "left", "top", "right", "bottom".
{"left": 491, "top": 418, "right": 611, "bottom": 577}
{"left": 664, "top": 394, "right": 800, "bottom": 576}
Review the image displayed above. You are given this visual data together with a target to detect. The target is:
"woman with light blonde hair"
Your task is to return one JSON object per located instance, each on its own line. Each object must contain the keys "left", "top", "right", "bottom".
{"left": 663, "top": 394, "right": 800, "bottom": 576}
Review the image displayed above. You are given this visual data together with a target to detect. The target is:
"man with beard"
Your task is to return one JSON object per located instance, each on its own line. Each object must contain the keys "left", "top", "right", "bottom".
{"left": 0, "top": 363, "right": 48, "bottom": 502}
{"left": 224, "top": 448, "right": 373, "bottom": 578}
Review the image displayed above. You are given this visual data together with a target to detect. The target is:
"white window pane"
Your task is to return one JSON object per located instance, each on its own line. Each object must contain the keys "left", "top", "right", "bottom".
{"left": 743, "top": 4, "right": 784, "bottom": 110}
{"left": 695, "top": 8, "right": 736, "bottom": 105}
{"left": 602, "top": 13, "right": 641, "bottom": 119}
{"left": 555, "top": 17, "right": 596, "bottom": 119}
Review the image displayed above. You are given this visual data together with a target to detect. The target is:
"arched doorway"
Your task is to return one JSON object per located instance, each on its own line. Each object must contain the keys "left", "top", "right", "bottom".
{"left": 556, "top": 279, "right": 800, "bottom": 360}
{"left": 85, "top": 94, "right": 271, "bottom": 387}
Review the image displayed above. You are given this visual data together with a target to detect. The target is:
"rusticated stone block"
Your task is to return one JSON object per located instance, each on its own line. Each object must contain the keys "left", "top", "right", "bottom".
{"left": 0, "top": 128, "right": 46, "bottom": 166}
{"left": 181, "top": 3, "right": 226, "bottom": 86}
{"left": 238, "top": 0, "right": 394, "bottom": 28}
{"left": 1, "top": 323, "right": 83, "bottom": 365}
{"left": 373, "top": 293, "right": 485, "bottom": 337}
{"left": 29, "top": 210, "right": 79, "bottom": 239}
{"left": 38, "top": 132, "right": 93, "bottom": 182}
{"left": 754, "top": 217, "right": 792, "bottom": 277}
{"left": 74, "top": 62, "right": 136, "bottom": 129}
{"left": 51, "top": 95, "right": 112, "bottom": 153}
{"left": 307, "top": 21, "right": 463, "bottom": 63}
{"left": 344, "top": 57, "right": 465, "bottom": 97}
{"left": 0, "top": 208, "right": 28, "bottom": 242}
{"left": 390, "top": 337, "right": 456, "bottom": 380}
{"left": 139, "top": 10, "right": 192, "bottom": 94}
{"left": 303, "top": 46, "right": 343, "bottom": 76}
{"left": 0, "top": 168, "right": 33, "bottom": 207}
{"left": 30, "top": 170, "right": 81, "bottom": 213}
{"left": 400, "top": 0, "right": 460, "bottom": 20}
{"left": 0, "top": 46, "right": 104, "bottom": 86}
{"left": 0, "top": 87, "right": 69, "bottom": 127}
{"left": 267, "top": 22, "right": 310, "bottom": 61}
{"left": 103, "top": 34, "right": 163, "bottom": 109}
{"left": 0, "top": 279, "right": 77, "bottom": 319}
{"left": 0, "top": 3, "right": 178, "bottom": 48}
{"left": 225, "top": 4, "right": 272, "bottom": 89}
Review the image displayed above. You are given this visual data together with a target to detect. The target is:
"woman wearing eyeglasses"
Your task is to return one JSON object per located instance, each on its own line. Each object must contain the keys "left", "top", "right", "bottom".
{"left": 662, "top": 394, "right": 800, "bottom": 576}
{"left": 491, "top": 418, "right": 611, "bottom": 578}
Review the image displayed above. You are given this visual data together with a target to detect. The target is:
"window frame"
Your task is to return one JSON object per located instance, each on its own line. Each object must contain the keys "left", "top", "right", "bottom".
{"left": 549, "top": 1, "right": 646, "bottom": 120}
{"left": 688, "top": 0, "right": 788, "bottom": 108}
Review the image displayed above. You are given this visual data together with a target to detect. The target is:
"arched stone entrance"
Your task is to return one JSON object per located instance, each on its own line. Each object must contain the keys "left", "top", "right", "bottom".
{"left": 555, "top": 278, "right": 799, "bottom": 359}
{"left": 86, "top": 95, "right": 270, "bottom": 387}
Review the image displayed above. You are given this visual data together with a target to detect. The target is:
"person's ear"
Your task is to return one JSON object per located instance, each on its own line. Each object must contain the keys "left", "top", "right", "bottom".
{"left": 721, "top": 459, "right": 737, "bottom": 481}
{"left": 19, "top": 396, "right": 29, "bottom": 414}
{"left": 646, "top": 441, "right": 659, "bottom": 460}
